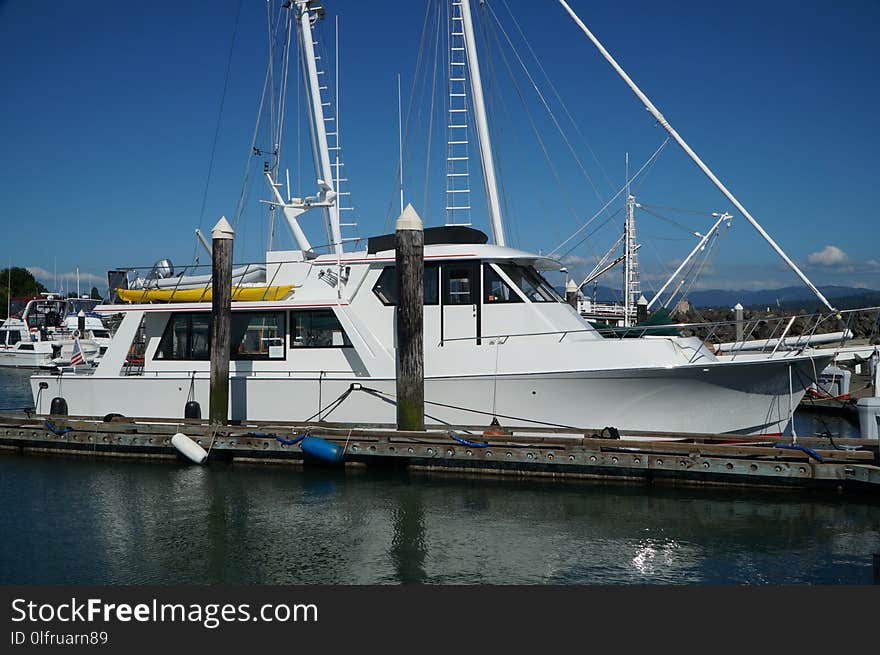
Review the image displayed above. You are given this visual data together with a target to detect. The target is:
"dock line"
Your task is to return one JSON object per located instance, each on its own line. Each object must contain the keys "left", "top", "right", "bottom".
{"left": 774, "top": 443, "right": 825, "bottom": 462}
{"left": 44, "top": 420, "right": 73, "bottom": 436}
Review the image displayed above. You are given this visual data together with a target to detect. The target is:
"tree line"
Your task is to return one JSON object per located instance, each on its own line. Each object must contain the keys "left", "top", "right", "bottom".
{"left": 0, "top": 267, "right": 102, "bottom": 319}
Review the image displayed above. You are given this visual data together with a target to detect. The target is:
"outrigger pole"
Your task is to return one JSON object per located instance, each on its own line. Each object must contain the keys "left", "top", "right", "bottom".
{"left": 558, "top": 0, "right": 835, "bottom": 312}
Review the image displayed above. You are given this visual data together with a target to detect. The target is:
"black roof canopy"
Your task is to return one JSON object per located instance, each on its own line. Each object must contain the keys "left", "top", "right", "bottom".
{"left": 367, "top": 225, "right": 488, "bottom": 254}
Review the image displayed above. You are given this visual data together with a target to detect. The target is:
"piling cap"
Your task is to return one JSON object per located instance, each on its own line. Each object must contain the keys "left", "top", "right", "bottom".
{"left": 395, "top": 203, "right": 423, "bottom": 232}
{"left": 77, "top": 309, "right": 85, "bottom": 317}
{"left": 211, "top": 216, "right": 235, "bottom": 240}
{"left": 637, "top": 294, "right": 648, "bottom": 305}
{"left": 734, "top": 302, "right": 743, "bottom": 310}
{"left": 565, "top": 279, "right": 578, "bottom": 293}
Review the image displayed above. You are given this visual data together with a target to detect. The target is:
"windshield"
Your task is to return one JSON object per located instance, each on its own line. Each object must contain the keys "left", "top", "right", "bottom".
{"left": 67, "top": 298, "right": 101, "bottom": 314}
{"left": 496, "top": 264, "right": 562, "bottom": 303}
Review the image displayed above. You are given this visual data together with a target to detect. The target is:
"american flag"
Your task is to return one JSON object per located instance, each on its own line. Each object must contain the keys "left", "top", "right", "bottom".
{"left": 70, "top": 336, "right": 85, "bottom": 367}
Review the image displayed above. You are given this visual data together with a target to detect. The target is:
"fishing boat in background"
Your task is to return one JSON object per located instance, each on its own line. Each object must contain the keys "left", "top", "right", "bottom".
{"left": 1, "top": 295, "right": 100, "bottom": 368}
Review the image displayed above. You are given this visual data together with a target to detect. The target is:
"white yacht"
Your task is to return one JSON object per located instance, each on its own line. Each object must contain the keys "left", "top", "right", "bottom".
{"left": 63, "top": 297, "right": 114, "bottom": 357}
{"left": 30, "top": 227, "right": 829, "bottom": 434}
{"left": 29, "top": 1, "right": 833, "bottom": 434}
{"left": 1, "top": 295, "right": 100, "bottom": 368}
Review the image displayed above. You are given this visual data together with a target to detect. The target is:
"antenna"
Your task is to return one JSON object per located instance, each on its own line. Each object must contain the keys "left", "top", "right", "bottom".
{"left": 398, "top": 73, "right": 405, "bottom": 214}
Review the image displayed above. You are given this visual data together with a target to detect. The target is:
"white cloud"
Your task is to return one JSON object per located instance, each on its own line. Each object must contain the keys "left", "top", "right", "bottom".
{"left": 807, "top": 245, "right": 849, "bottom": 267}
{"left": 560, "top": 254, "right": 596, "bottom": 267}
{"left": 27, "top": 266, "right": 105, "bottom": 289}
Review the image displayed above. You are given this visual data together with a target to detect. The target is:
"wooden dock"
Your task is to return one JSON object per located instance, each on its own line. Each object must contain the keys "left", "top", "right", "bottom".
{"left": 1, "top": 412, "right": 878, "bottom": 494}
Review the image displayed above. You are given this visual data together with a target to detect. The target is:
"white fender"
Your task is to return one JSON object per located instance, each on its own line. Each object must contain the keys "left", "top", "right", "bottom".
{"left": 171, "top": 432, "right": 208, "bottom": 464}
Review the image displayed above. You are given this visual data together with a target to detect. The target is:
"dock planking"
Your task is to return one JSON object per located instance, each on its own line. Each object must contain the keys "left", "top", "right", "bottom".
{"left": 1, "top": 412, "right": 878, "bottom": 494}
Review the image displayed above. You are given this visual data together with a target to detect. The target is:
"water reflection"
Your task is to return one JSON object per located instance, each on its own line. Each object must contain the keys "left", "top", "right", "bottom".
{"left": 3, "top": 453, "right": 877, "bottom": 585}
{"left": 0, "top": 368, "right": 877, "bottom": 584}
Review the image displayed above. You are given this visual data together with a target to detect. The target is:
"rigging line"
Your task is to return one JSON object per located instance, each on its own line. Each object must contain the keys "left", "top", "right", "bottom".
{"left": 497, "top": 0, "right": 616, "bottom": 196}
{"left": 233, "top": 26, "right": 276, "bottom": 231}
{"left": 638, "top": 202, "right": 724, "bottom": 217}
{"left": 665, "top": 236, "right": 710, "bottom": 308}
{"left": 558, "top": 206, "right": 623, "bottom": 261}
{"left": 636, "top": 206, "right": 699, "bottom": 236}
{"left": 266, "top": 0, "right": 276, "bottom": 174}
{"left": 679, "top": 223, "right": 727, "bottom": 304}
{"left": 480, "top": 0, "right": 518, "bottom": 246}
{"left": 421, "top": 0, "right": 443, "bottom": 224}
{"left": 384, "top": 0, "right": 436, "bottom": 231}
{"left": 486, "top": 0, "right": 604, "bottom": 205}
{"left": 194, "top": 0, "right": 243, "bottom": 244}
{"left": 274, "top": 5, "right": 294, "bottom": 173}
{"left": 485, "top": 13, "right": 595, "bottom": 258}
{"left": 547, "top": 137, "right": 669, "bottom": 256}
{"left": 641, "top": 234, "right": 693, "bottom": 242}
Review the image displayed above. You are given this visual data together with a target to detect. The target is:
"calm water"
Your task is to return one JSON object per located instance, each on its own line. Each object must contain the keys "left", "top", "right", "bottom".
{"left": 1, "top": 368, "right": 877, "bottom": 585}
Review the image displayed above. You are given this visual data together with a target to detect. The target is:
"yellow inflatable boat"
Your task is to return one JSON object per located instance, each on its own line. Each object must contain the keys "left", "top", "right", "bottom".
{"left": 116, "top": 285, "right": 295, "bottom": 303}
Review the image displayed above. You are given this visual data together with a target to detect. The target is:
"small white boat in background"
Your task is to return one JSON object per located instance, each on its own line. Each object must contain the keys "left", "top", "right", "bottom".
{"left": 0, "top": 295, "right": 100, "bottom": 368}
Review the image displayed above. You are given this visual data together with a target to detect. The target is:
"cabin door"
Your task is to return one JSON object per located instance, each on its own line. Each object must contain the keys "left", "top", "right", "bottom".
{"left": 441, "top": 262, "right": 480, "bottom": 346}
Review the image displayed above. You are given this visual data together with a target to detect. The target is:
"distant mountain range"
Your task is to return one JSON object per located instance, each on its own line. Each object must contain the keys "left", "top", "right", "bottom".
{"left": 575, "top": 285, "right": 880, "bottom": 310}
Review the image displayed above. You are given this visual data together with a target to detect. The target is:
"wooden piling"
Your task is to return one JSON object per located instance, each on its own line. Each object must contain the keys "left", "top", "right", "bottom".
{"left": 395, "top": 204, "right": 425, "bottom": 432}
{"left": 209, "top": 217, "right": 234, "bottom": 425}
{"left": 735, "top": 302, "right": 744, "bottom": 342}
{"left": 636, "top": 294, "right": 648, "bottom": 323}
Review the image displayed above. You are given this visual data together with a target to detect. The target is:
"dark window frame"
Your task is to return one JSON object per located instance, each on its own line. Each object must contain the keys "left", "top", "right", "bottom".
{"left": 153, "top": 311, "right": 287, "bottom": 361}
{"left": 483, "top": 263, "right": 524, "bottom": 304}
{"left": 442, "top": 261, "right": 479, "bottom": 306}
{"left": 289, "top": 309, "right": 353, "bottom": 349}
{"left": 154, "top": 313, "right": 211, "bottom": 361}
{"left": 230, "top": 312, "right": 286, "bottom": 361}
{"left": 372, "top": 263, "right": 440, "bottom": 306}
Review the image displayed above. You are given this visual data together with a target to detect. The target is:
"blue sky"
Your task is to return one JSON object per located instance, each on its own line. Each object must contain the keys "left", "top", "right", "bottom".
{"left": 1, "top": 0, "right": 878, "bottom": 297}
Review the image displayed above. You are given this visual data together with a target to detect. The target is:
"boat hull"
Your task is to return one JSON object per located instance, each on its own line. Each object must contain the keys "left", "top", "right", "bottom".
{"left": 29, "top": 353, "right": 830, "bottom": 435}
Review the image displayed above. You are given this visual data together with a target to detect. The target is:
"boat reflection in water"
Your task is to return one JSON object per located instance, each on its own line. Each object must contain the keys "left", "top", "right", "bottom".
{"left": 0, "top": 452, "right": 876, "bottom": 585}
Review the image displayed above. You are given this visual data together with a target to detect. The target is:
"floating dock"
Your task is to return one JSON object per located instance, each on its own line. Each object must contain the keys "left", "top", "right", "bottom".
{"left": 1, "top": 412, "right": 878, "bottom": 494}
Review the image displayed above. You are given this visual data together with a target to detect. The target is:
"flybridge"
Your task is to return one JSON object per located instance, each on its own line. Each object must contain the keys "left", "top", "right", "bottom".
{"left": 366, "top": 226, "right": 488, "bottom": 254}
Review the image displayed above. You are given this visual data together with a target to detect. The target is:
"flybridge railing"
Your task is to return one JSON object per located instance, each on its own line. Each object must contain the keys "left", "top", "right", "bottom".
{"left": 438, "top": 306, "right": 880, "bottom": 363}
{"left": 592, "top": 306, "right": 880, "bottom": 363}
{"left": 109, "top": 260, "right": 290, "bottom": 305}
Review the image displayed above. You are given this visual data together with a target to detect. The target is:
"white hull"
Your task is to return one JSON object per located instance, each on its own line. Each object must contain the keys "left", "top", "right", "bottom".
{"left": 1, "top": 348, "right": 55, "bottom": 368}
{"left": 30, "top": 353, "right": 825, "bottom": 435}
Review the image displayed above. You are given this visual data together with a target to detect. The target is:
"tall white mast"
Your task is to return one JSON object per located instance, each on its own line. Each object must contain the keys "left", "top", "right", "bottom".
{"left": 559, "top": 0, "right": 834, "bottom": 311}
{"left": 297, "top": 0, "right": 343, "bottom": 257}
{"left": 459, "top": 0, "right": 506, "bottom": 246}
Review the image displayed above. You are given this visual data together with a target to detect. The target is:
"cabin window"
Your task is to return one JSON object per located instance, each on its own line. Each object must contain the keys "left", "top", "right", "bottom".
{"left": 443, "top": 263, "right": 477, "bottom": 305}
{"left": 231, "top": 312, "right": 285, "bottom": 360}
{"left": 496, "top": 263, "right": 561, "bottom": 303}
{"left": 0, "top": 330, "right": 17, "bottom": 346}
{"left": 18, "top": 344, "right": 33, "bottom": 351}
{"left": 155, "top": 314, "right": 211, "bottom": 360}
{"left": 155, "top": 312, "right": 286, "bottom": 360}
{"left": 372, "top": 263, "right": 440, "bottom": 306}
{"left": 91, "top": 329, "right": 111, "bottom": 339}
{"left": 291, "top": 310, "right": 352, "bottom": 348}
{"left": 483, "top": 264, "right": 522, "bottom": 304}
